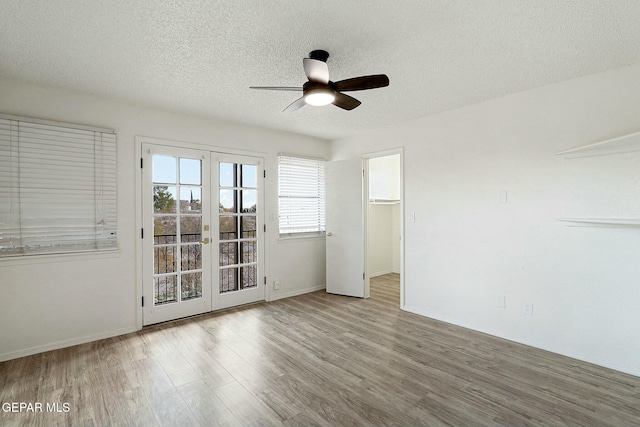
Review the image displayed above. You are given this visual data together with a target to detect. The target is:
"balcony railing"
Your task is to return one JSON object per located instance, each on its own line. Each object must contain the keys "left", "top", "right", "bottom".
{"left": 153, "top": 232, "right": 257, "bottom": 303}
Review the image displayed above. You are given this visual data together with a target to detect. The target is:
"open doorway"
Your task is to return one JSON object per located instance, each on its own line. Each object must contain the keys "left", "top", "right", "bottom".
{"left": 365, "top": 152, "right": 402, "bottom": 307}
{"left": 325, "top": 151, "right": 403, "bottom": 304}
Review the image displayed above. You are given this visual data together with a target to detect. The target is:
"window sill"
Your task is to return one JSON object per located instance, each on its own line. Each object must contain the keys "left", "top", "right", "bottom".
{"left": 0, "top": 249, "right": 121, "bottom": 267}
{"left": 278, "top": 232, "right": 326, "bottom": 242}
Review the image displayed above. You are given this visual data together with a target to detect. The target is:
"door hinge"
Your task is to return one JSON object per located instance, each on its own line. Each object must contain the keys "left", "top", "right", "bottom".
{"left": 363, "top": 272, "right": 365, "bottom": 280}
{"left": 264, "top": 276, "right": 267, "bottom": 285}
{"left": 142, "top": 296, "right": 144, "bottom": 307}
{"left": 141, "top": 228, "right": 144, "bottom": 239}
{"left": 264, "top": 224, "right": 266, "bottom": 232}
{"left": 140, "top": 158, "right": 143, "bottom": 169}
{"left": 263, "top": 170, "right": 266, "bottom": 178}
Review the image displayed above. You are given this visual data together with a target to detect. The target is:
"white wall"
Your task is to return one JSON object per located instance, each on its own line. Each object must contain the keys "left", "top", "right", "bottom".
{"left": 391, "top": 203, "right": 400, "bottom": 273}
{"left": 368, "top": 204, "right": 394, "bottom": 276}
{"left": 333, "top": 62, "right": 640, "bottom": 376}
{"left": 0, "top": 80, "right": 329, "bottom": 361}
{"left": 368, "top": 155, "right": 401, "bottom": 201}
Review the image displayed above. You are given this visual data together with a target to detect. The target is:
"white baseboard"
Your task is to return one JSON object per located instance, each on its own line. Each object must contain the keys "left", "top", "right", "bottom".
{"left": 402, "top": 304, "right": 640, "bottom": 378}
{"left": 1, "top": 285, "right": 325, "bottom": 361}
{"left": 270, "top": 284, "right": 326, "bottom": 301}
{"left": 0, "top": 326, "right": 138, "bottom": 362}
{"left": 369, "top": 269, "right": 393, "bottom": 278}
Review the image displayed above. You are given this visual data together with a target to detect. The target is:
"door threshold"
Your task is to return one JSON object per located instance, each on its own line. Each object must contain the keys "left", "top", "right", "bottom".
{"left": 142, "top": 300, "right": 266, "bottom": 328}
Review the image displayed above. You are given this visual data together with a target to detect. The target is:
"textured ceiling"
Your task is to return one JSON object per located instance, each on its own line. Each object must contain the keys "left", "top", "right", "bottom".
{"left": 2, "top": 1, "right": 640, "bottom": 140}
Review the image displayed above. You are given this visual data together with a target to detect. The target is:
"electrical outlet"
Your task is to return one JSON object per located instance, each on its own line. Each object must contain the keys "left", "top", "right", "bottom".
{"left": 497, "top": 191, "right": 508, "bottom": 205}
{"left": 273, "top": 279, "right": 280, "bottom": 290}
{"left": 523, "top": 302, "right": 533, "bottom": 315}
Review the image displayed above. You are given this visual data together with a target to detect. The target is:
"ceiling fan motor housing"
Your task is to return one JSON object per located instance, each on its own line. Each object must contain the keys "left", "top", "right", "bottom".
{"left": 309, "top": 49, "right": 330, "bottom": 62}
{"left": 302, "top": 81, "right": 334, "bottom": 95}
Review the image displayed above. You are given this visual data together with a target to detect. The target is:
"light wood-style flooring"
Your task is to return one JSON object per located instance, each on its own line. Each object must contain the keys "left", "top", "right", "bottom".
{"left": 2, "top": 273, "right": 639, "bottom": 426}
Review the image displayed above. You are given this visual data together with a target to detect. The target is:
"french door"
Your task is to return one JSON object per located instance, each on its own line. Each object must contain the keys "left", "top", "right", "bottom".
{"left": 213, "top": 154, "right": 264, "bottom": 310}
{"left": 142, "top": 143, "right": 264, "bottom": 325}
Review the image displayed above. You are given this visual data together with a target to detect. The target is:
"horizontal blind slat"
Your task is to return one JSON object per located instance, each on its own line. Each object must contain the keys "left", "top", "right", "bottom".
{"left": 278, "top": 155, "right": 325, "bottom": 234}
{"left": 0, "top": 115, "right": 117, "bottom": 256}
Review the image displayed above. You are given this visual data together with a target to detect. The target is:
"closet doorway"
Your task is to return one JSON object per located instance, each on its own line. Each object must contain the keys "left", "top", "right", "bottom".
{"left": 366, "top": 152, "right": 403, "bottom": 307}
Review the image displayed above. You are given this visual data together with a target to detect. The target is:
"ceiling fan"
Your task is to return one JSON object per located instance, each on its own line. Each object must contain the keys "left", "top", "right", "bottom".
{"left": 250, "top": 50, "right": 389, "bottom": 112}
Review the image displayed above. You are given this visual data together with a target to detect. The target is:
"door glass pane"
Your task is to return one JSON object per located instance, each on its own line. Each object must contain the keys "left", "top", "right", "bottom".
{"left": 220, "top": 189, "right": 236, "bottom": 213}
{"left": 181, "top": 272, "right": 202, "bottom": 300}
{"left": 152, "top": 155, "right": 176, "bottom": 184}
{"left": 220, "top": 162, "right": 235, "bottom": 187}
{"left": 181, "top": 243, "right": 202, "bottom": 271}
{"left": 154, "top": 245, "right": 176, "bottom": 274}
{"left": 240, "top": 265, "right": 257, "bottom": 289}
{"left": 241, "top": 241, "right": 257, "bottom": 264}
{"left": 154, "top": 186, "right": 176, "bottom": 213}
{"left": 154, "top": 216, "right": 177, "bottom": 243}
{"left": 219, "top": 215, "right": 237, "bottom": 240}
{"left": 241, "top": 190, "right": 257, "bottom": 213}
{"left": 155, "top": 275, "right": 177, "bottom": 305}
{"left": 220, "top": 242, "right": 237, "bottom": 266}
{"left": 180, "top": 158, "right": 201, "bottom": 185}
{"left": 241, "top": 216, "right": 256, "bottom": 238}
{"left": 180, "top": 216, "right": 201, "bottom": 242}
{"left": 220, "top": 268, "right": 238, "bottom": 293}
{"left": 180, "top": 187, "right": 201, "bottom": 213}
{"left": 241, "top": 164, "right": 257, "bottom": 188}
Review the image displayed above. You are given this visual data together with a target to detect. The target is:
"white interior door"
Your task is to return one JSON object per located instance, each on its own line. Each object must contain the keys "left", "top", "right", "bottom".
{"left": 142, "top": 144, "right": 212, "bottom": 325}
{"left": 213, "top": 154, "right": 265, "bottom": 310}
{"left": 326, "top": 159, "right": 366, "bottom": 297}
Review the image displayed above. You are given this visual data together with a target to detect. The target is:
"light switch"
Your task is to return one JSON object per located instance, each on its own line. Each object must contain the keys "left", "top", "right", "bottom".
{"left": 497, "top": 191, "right": 507, "bottom": 205}
{"left": 410, "top": 212, "right": 416, "bottom": 222}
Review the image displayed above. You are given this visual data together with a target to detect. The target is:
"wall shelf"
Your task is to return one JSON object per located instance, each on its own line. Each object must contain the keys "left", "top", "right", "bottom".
{"left": 555, "top": 130, "right": 640, "bottom": 159}
{"left": 557, "top": 218, "right": 640, "bottom": 227}
{"left": 369, "top": 199, "right": 400, "bottom": 205}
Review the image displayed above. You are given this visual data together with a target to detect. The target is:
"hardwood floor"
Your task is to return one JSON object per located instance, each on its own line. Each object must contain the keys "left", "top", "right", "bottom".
{"left": 2, "top": 273, "right": 639, "bottom": 426}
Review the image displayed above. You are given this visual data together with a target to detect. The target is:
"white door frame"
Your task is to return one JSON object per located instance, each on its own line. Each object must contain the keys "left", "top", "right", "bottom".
{"left": 363, "top": 148, "right": 405, "bottom": 308}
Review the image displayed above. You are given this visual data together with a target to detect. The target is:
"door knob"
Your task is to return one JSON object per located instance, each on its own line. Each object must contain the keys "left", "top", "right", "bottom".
{"left": 326, "top": 232, "right": 333, "bottom": 236}
{"left": 201, "top": 238, "right": 210, "bottom": 244}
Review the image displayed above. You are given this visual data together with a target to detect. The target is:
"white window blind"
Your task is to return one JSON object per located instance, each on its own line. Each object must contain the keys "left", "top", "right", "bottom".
{"left": 278, "top": 154, "right": 326, "bottom": 236}
{"left": 0, "top": 115, "right": 117, "bottom": 256}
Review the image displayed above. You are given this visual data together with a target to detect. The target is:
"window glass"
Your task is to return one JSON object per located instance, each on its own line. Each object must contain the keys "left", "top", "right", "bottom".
{"left": 277, "top": 155, "right": 326, "bottom": 236}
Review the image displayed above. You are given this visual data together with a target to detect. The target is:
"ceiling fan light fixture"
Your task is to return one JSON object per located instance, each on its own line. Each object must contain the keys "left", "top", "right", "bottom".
{"left": 304, "top": 88, "right": 335, "bottom": 106}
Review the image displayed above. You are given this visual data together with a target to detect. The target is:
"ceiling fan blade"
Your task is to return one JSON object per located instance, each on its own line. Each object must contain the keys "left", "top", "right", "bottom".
{"left": 333, "top": 93, "right": 361, "bottom": 110}
{"left": 334, "top": 74, "right": 389, "bottom": 92}
{"left": 250, "top": 86, "right": 302, "bottom": 91}
{"left": 283, "top": 96, "right": 307, "bottom": 112}
{"left": 303, "top": 58, "right": 329, "bottom": 83}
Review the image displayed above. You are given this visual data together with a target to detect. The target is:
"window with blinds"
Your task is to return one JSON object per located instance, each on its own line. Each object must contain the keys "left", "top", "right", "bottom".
{"left": 278, "top": 154, "right": 326, "bottom": 236}
{"left": 0, "top": 115, "right": 117, "bottom": 256}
